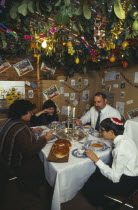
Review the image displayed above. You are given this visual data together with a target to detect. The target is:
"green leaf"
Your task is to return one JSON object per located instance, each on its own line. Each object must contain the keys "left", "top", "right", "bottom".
{"left": 114, "top": 0, "right": 125, "bottom": 19}
{"left": 36, "top": 1, "right": 41, "bottom": 14}
{"left": 46, "top": 5, "right": 52, "bottom": 12}
{"left": 55, "top": 7, "right": 69, "bottom": 25}
{"left": 28, "top": 0, "right": 35, "bottom": 13}
{"left": 74, "top": 5, "right": 82, "bottom": 16}
{"left": 67, "top": 4, "right": 75, "bottom": 18}
{"left": 71, "top": 23, "right": 78, "bottom": 32}
{"left": 64, "top": 0, "right": 70, "bottom": 7}
{"left": 83, "top": 0, "right": 91, "bottom": 19}
{"left": 9, "top": 3, "right": 20, "bottom": 19}
{"left": 18, "top": 0, "right": 28, "bottom": 16}
{"left": 55, "top": 0, "right": 61, "bottom": 7}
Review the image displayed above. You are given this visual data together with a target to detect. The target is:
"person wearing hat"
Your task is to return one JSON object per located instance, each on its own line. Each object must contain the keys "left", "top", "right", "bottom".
{"left": 76, "top": 92, "right": 121, "bottom": 131}
{"left": 82, "top": 117, "right": 138, "bottom": 209}
{"left": 0, "top": 99, "right": 53, "bottom": 193}
{"left": 30, "top": 99, "right": 59, "bottom": 126}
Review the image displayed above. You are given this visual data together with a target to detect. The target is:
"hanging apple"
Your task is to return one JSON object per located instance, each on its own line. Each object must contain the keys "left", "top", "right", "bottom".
{"left": 132, "top": 19, "right": 138, "bottom": 32}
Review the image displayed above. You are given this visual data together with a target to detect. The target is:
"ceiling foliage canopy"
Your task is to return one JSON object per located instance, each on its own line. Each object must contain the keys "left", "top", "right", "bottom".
{"left": 0, "top": 0, "right": 138, "bottom": 76}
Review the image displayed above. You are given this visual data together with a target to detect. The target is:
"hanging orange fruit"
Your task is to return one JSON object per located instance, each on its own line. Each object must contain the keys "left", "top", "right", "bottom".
{"left": 66, "top": 41, "right": 72, "bottom": 47}
{"left": 122, "top": 61, "right": 128, "bottom": 68}
{"left": 121, "top": 41, "right": 129, "bottom": 49}
{"left": 109, "top": 56, "right": 116, "bottom": 62}
{"left": 75, "top": 58, "right": 80, "bottom": 64}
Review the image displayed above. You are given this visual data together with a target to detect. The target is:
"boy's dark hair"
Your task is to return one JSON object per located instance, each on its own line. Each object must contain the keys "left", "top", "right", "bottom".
{"left": 94, "top": 92, "right": 107, "bottom": 99}
{"left": 100, "top": 118, "right": 124, "bottom": 136}
{"left": 42, "top": 100, "right": 57, "bottom": 112}
{"left": 8, "top": 99, "right": 36, "bottom": 119}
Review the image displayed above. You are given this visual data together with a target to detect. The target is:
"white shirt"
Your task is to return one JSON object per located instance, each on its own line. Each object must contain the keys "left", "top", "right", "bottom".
{"left": 96, "top": 135, "right": 138, "bottom": 183}
{"left": 80, "top": 104, "right": 121, "bottom": 129}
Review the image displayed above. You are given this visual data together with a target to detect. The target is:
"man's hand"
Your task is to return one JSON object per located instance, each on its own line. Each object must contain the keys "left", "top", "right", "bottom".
{"left": 41, "top": 130, "right": 53, "bottom": 141}
{"left": 86, "top": 149, "right": 99, "bottom": 163}
{"left": 75, "top": 119, "right": 82, "bottom": 126}
{"left": 32, "top": 127, "right": 43, "bottom": 134}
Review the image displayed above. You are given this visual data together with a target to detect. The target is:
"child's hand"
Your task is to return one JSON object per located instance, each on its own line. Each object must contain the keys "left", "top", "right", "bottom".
{"left": 86, "top": 150, "right": 99, "bottom": 163}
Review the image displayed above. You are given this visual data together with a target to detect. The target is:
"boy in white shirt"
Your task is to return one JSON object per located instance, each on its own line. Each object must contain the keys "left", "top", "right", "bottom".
{"left": 83, "top": 117, "right": 138, "bottom": 209}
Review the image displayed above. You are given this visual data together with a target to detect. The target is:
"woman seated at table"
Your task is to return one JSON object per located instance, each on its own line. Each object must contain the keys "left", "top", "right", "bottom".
{"left": 30, "top": 99, "right": 59, "bottom": 126}
{"left": 82, "top": 117, "right": 138, "bottom": 209}
{"left": 0, "top": 99, "right": 53, "bottom": 194}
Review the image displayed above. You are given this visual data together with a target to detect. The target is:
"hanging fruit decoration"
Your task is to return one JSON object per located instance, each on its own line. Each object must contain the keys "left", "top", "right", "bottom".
{"left": 75, "top": 57, "right": 80, "bottom": 64}
{"left": 121, "top": 41, "right": 129, "bottom": 49}
{"left": 66, "top": 41, "right": 75, "bottom": 55}
{"left": 109, "top": 56, "right": 116, "bottom": 62}
{"left": 121, "top": 61, "right": 128, "bottom": 68}
{"left": 132, "top": 19, "right": 138, "bottom": 34}
{"left": 92, "top": 56, "right": 98, "bottom": 62}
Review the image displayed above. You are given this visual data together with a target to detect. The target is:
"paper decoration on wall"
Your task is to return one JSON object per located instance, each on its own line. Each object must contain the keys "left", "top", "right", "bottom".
{"left": 43, "top": 85, "right": 60, "bottom": 100}
{"left": 101, "top": 84, "right": 106, "bottom": 90}
{"left": 61, "top": 106, "right": 68, "bottom": 116}
{"left": 64, "top": 93, "right": 69, "bottom": 97}
{"left": 13, "top": 58, "right": 34, "bottom": 76}
{"left": 84, "top": 79, "right": 89, "bottom": 85}
{"left": 126, "top": 100, "right": 133, "bottom": 105}
{"left": 116, "top": 72, "right": 120, "bottom": 80}
{"left": 120, "top": 92, "right": 125, "bottom": 98}
{"left": 104, "top": 71, "right": 116, "bottom": 81}
{"left": 78, "top": 77, "right": 82, "bottom": 83}
{"left": 82, "top": 90, "right": 89, "bottom": 101}
{"left": 70, "top": 93, "right": 75, "bottom": 100}
{"left": 30, "top": 82, "right": 36, "bottom": 88}
{"left": 86, "top": 104, "right": 90, "bottom": 110}
{"left": 127, "top": 108, "right": 138, "bottom": 119}
{"left": 116, "top": 102, "right": 125, "bottom": 116}
{"left": 71, "top": 80, "right": 75, "bottom": 86}
{"left": 106, "top": 93, "right": 114, "bottom": 106}
{"left": 76, "top": 83, "right": 82, "bottom": 88}
{"left": 113, "top": 84, "right": 119, "bottom": 88}
{"left": 40, "top": 62, "right": 56, "bottom": 74}
{"left": 0, "top": 81, "right": 25, "bottom": 114}
{"left": 120, "top": 81, "right": 125, "bottom": 89}
{"left": 28, "top": 90, "right": 34, "bottom": 98}
{"left": 65, "top": 99, "right": 70, "bottom": 105}
{"left": 107, "top": 85, "right": 111, "bottom": 92}
{"left": 25, "top": 81, "right": 31, "bottom": 86}
{"left": 59, "top": 80, "right": 64, "bottom": 85}
{"left": 0, "top": 61, "right": 11, "bottom": 74}
{"left": 134, "top": 72, "right": 138, "bottom": 83}
{"left": 59, "top": 87, "right": 64, "bottom": 94}
{"left": 73, "top": 100, "right": 78, "bottom": 106}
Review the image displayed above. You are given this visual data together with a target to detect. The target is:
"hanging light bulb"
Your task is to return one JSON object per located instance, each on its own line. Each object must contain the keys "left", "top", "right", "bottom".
{"left": 41, "top": 40, "right": 47, "bottom": 48}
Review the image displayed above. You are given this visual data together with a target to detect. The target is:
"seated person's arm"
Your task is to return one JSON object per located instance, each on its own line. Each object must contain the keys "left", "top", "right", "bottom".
{"left": 35, "top": 109, "right": 48, "bottom": 117}
{"left": 80, "top": 110, "right": 91, "bottom": 125}
{"left": 16, "top": 128, "right": 53, "bottom": 158}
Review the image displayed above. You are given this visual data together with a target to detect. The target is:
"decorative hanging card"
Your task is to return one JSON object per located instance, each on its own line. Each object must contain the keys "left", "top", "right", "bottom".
{"left": 0, "top": 61, "right": 11, "bottom": 74}
{"left": 82, "top": 90, "right": 89, "bottom": 101}
{"left": 40, "top": 62, "right": 56, "bottom": 74}
{"left": 13, "top": 59, "right": 34, "bottom": 76}
{"left": 43, "top": 85, "right": 60, "bottom": 100}
{"left": 0, "top": 81, "right": 25, "bottom": 114}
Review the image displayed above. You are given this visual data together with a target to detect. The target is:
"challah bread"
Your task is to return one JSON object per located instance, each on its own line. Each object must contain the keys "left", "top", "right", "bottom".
{"left": 52, "top": 139, "right": 72, "bottom": 159}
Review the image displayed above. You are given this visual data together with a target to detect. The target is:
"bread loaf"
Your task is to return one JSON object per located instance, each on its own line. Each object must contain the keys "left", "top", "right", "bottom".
{"left": 52, "top": 139, "right": 72, "bottom": 159}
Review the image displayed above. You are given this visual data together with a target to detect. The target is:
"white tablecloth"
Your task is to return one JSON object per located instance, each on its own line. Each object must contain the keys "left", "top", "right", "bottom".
{"left": 124, "top": 117, "right": 138, "bottom": 149}
{"left": 40, "top": 134, "right": 112, "bottom": 210}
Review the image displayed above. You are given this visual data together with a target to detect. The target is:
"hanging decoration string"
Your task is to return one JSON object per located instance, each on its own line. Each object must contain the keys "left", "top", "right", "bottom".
{"left": 121, "top": 73, "right": 138, "bottom": 88}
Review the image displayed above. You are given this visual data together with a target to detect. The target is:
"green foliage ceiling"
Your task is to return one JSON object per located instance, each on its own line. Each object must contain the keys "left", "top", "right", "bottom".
{"left": 0, "top": 0, "right": 138, "bottom": 76}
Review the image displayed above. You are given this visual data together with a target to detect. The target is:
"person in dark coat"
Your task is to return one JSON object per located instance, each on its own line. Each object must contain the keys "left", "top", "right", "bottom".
{"left": 30, "top": 99, "right": 59, "bottom": 126}
{"left": 0, "top": 99, "right": 53, "bottom": 192}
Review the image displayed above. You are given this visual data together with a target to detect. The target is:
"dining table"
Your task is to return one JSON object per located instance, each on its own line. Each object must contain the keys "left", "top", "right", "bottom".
{"left": 38, "top": 125, "right": 112, "bottom": 210}
{"left": 124, "top": 117, "right": 138, "bottom": 149}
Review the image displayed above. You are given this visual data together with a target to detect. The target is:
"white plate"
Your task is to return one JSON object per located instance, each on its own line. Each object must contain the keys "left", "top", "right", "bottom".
{"left": 84, "top": 140, "right": 109, "bottom": 152}
{"left": 72, "top": 148, "right": 87, "bottom": 158}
